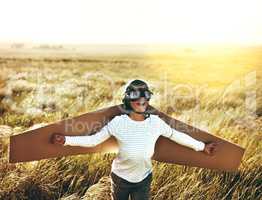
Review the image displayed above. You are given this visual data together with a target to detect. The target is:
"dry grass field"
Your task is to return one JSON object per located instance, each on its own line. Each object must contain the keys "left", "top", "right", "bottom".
{"left": 0, "top": 45, "right": 261, "bottom": 200}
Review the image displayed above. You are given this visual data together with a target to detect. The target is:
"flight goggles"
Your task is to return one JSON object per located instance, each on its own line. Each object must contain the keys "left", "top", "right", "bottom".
{"left": 126, "top": 89, "right": 153, "bottom": 101}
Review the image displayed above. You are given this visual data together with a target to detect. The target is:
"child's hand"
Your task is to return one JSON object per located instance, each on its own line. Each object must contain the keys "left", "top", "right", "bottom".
{"left": 203, "top": 142, "right": 218, "bottom": 156}
{"left": 51, "top": 133, "right": 65, "bottom": 145}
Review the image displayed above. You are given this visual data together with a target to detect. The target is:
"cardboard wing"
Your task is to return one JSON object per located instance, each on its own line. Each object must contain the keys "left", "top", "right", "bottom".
{"left": 7, "top": 104, "right": 245, "bottom": 171}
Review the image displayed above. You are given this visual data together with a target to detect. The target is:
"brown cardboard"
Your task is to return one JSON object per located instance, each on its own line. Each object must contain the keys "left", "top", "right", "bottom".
{"left": 8, "top": 104, "right": 245, "bottom": 171}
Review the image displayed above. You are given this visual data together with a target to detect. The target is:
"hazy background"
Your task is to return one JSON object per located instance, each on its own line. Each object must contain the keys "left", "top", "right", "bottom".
{"left": 0, "top": 0, "right": 261, "bottom": 200}
{"left": 0, "top": 0, "right": 262, "bottom": 45}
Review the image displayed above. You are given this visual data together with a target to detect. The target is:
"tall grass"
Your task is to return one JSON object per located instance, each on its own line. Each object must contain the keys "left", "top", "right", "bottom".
{"left": 0, "top": 47, "right": 261, "bottom": 199}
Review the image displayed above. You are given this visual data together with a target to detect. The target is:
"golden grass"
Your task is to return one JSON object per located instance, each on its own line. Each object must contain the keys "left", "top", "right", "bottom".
{"left": 0, "top": 46, "right": 261, "bottom": 199}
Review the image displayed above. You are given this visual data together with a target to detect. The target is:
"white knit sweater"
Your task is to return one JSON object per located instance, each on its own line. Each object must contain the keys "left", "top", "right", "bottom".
{"left": 64, "top": 114, "right": 205, "bottom": 183}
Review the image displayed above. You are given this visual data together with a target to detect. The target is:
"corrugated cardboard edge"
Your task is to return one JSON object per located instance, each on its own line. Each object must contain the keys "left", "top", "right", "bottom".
{"left": 7, "top": 136, "right": 11, "bottom": 163}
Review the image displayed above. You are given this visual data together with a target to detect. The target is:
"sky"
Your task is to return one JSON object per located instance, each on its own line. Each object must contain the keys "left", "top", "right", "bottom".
{"left": 0, "top": 0, "right": 261, "bottom": 45}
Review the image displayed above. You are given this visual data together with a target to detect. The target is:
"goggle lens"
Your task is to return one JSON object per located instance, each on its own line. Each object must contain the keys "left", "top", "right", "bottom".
{"left": 128, "top": 90, "right": 152, "bottom": 101}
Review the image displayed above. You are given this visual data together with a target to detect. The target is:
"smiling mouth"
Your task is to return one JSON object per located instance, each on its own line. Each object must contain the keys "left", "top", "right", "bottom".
{"left": 135, "top": 100, "right": 147, "bottom": 106}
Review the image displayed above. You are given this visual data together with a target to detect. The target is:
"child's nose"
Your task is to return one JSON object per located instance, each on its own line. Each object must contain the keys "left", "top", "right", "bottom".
{"left": 139, "top": 97, "right": 146, "bottom": 101}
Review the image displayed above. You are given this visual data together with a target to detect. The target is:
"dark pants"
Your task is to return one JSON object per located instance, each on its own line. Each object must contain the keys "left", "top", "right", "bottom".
{"left": 110, "top": 171, "right": 153, "bottom": 200}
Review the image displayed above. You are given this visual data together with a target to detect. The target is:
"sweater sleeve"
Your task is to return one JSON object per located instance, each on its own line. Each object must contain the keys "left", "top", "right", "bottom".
{"left": 157, "top": 116, "right": 205, "bottom": 151}
{"left": 64, "top": 116, "right": 119, "bottom": 147}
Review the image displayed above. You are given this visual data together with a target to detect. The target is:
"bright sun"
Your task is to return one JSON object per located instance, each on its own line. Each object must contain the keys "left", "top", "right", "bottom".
{"left": 0, "top": 0, "right": 261, "bottom": 44}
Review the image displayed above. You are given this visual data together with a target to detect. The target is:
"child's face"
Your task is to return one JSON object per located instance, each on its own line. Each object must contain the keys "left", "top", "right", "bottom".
{"left": 130, "top": 97, "right": 149, "bottom": 113}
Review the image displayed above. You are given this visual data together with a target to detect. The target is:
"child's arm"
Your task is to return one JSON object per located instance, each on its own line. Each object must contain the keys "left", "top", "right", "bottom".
{"left": 63, "top": 117, "right": 118, "bottom": 147}
{"left": 168, "top": 129, "right": 205, "bottom": 151}
{"left": 64, "top": 126, "right": 111, "bottom": 147}
{"left": 158, "top": 117, "right": 205, "bottom": 151}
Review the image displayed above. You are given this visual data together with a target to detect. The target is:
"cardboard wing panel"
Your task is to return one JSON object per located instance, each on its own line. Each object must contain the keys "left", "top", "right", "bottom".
{"left": 8, "top": 104, "right": 245, "bottom": 171}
